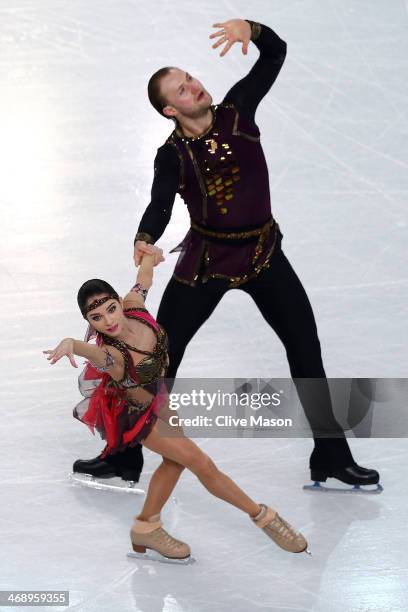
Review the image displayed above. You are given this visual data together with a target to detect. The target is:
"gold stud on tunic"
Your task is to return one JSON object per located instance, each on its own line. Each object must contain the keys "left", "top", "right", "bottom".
{"left": 205, "top": 138, "right": 218, "bottom": 154}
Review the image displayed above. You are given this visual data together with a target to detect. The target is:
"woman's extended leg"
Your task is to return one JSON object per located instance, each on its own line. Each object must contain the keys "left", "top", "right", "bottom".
{"left": 132, "top": 420, "right": 308, "bottom": 556}
{"left": 142, "top": 420, "right": 262, "bottom": 517}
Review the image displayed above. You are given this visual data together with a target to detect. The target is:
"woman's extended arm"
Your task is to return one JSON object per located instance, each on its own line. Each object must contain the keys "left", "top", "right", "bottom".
{"left": 43, "top": 338, "right": 125, "bottom": 380}
{"left": 136, "top": 253, "right": 155, "bottom": 290}
{"left": 123, "top": 253, "right": 155, "bottom": 308}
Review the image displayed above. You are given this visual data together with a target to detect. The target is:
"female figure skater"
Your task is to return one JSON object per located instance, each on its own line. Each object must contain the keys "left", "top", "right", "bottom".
{"left": 43, "top": 253, "right": 309, "bottom": 560}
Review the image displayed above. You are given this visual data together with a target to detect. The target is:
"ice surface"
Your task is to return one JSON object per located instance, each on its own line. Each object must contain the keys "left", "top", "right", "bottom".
{"left": 1, "top": 0, "right": 407, "bottom": 610}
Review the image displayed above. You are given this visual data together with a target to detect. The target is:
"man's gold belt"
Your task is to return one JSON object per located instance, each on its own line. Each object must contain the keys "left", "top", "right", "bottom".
{"left": 190, "top": 217, "right": 274, "bottom": 241}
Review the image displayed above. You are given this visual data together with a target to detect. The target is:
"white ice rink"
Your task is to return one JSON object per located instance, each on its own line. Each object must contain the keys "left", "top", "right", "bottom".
{"left": 1, "top": 0, "right": 408, "bottom": 610}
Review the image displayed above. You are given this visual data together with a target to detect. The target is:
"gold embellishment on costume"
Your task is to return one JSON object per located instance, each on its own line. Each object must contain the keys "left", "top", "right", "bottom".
{"left": 250, "top": 22, "right": 262, "bottom": 41}
{"left": 102, "top": 311, "right": 169, "bottom": 385}
{"left": 174, "top": 239, "right": 207, "bottom": 287}
{"left": 206, "top": 223, "right": 279, "bottom": 288}
{"left": 190, "top": 218, "right": 273, "bottom": 240}
{"left": 184, "top": 140, "right": 209, "bottom": 221}
{"left": 199, "top": 135, "right": 241, "bottom": 214}
{"left": 222, "top": 102, "right": 260, "bottom": 142}
{"left": 205, "top": 138, "right": 218, "bottom": 154}
{"left": 174, "top": 108, "right": 241, "bottom": 217}
{"left": 166, "top": 137, "right": 185, "bottom": 191}
{"left": 134, "top": 232, "right": 154, "bottom": 245}
{"left": 251, "top": 224, "right": 269, "bottom": 266}
{"left": 127, "top": 399, "right": 151, "bottom": 415}
{"left": 172, "top": 273, "right": 197, "bottom": 287}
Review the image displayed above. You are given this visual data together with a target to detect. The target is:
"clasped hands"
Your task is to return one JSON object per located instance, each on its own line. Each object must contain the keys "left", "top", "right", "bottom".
{"left": 133, "top": 240, "right": 165, "bottom": 267}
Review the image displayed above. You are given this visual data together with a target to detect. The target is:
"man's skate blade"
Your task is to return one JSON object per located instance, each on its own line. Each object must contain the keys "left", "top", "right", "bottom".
{"left": 303, "top": 480, "right": 383, "bottom": 494}
{"left": 68, "top": 472, "right": 145, "bottom": 494}
{"left": 127, "top": 550, "right": 196, "bottom": 565}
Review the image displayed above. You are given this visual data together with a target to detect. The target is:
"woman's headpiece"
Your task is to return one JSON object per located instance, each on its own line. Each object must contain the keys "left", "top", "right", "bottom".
{"left": 83, "top": 295, "right": 117, "bottom": 316}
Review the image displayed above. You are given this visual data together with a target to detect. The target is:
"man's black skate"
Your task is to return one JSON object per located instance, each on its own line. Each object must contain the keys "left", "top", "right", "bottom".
{"left": 73, "top": 454, "right": 142, "bottom": 482}
{"left": 73, "top": 455, "right": 117, "bottom": 479}
{"left": 70, "top": 445, "right": 145, "bottom": 494}
{"left": 304, "top": 463, "right": 383, "bottom": 494}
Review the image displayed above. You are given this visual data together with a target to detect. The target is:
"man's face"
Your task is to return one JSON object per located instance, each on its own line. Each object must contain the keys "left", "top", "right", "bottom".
{"left": 160, "top": 68, "right": 212, "bottom": 120}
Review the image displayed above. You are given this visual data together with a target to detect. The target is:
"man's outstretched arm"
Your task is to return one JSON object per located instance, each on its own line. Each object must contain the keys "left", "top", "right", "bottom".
{"left": 218, "top": 19, "right": 287, "bottom": 123}
{"left": 133, "top": 143, "right": 180, "bottom": 265}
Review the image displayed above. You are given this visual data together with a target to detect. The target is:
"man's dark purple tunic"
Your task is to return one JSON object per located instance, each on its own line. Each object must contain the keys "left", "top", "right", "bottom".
{"left": 136, "top": 21, "right": 286, "bottom": 287}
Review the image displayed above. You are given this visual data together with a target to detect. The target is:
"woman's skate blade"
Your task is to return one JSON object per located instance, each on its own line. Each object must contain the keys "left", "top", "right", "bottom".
{"left": 68, "top": 472, "right": 145, "bottom": 494}
{"left": 127, "top": 549, "right": 196, "bottom": 565}
{"left": 303, "top": 480, "right": 383, "bottom": 494}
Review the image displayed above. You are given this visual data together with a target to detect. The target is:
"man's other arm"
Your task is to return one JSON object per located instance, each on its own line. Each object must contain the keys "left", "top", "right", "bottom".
{"left": 222, "top": 21, "right": 287, "bottom": 123}
{"left": 134, "top": 143, "right": 180, "bottom": 246}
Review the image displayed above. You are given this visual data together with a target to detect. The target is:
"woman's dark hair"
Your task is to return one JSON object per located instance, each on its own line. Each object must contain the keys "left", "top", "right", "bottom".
{"left": 77, "top": 279, "right": 119, "bottom": 318}
{"left": 148, "top": 66, "right": 175, "bottom": 117}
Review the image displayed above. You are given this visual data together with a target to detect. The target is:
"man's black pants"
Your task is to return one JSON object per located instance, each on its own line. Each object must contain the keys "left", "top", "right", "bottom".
{"left": 156, "top": 242, "right": 355, "bottom": 471}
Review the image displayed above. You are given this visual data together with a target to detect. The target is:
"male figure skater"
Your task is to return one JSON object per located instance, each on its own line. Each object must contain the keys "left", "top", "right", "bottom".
{"left": 74, "top": 18, "right": 380, "bottom": 490}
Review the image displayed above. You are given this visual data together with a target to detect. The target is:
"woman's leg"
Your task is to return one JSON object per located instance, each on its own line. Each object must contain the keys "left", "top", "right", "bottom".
{"left": 141, "top": 420, "right": 262, "bottom": 518}
{"left": 138, "top": 457, "right": 185, "bottom": 520}
{"left": 134, "top": 419, "right": 307, "bottom": 557}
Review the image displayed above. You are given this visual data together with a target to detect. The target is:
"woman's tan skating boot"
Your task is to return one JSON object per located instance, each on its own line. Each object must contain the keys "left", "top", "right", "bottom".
{"left": 251, "top": 504, "right": 309, "bottom": 554}
{"left": 130, "top": 514, "right": 191, "bottom": 559}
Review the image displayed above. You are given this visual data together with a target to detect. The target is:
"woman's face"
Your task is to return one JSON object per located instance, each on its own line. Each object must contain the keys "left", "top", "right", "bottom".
{"left": 85, "top": 294, "right": 125, "bottom": 337}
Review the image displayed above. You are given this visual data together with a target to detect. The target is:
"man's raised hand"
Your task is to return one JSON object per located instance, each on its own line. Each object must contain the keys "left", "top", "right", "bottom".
{"left": 209, "top": 19, "right": 251, "bottom": 57}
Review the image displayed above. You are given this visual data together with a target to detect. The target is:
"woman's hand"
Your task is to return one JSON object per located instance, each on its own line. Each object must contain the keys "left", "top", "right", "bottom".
{"left": 43, "top": 338, "right": 78, "bottom": 368}
{"left": 209, "top": 19, "right": 252, "bottom": 57}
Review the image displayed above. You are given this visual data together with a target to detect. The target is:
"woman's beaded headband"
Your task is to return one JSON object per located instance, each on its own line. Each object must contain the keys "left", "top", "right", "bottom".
{"left": 84, "top": 295, "right": 118, "bottom": 316}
